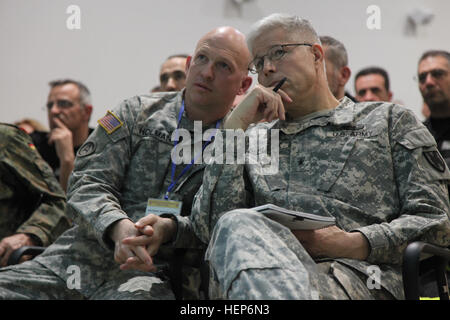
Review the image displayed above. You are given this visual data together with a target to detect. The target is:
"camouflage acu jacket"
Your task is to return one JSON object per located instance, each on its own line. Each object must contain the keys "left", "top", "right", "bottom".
{"left": 190, "top": 97, "right": 450, "bottom": 299}
{"left": 34, "top": 91, "right": 214, "bottom": 298}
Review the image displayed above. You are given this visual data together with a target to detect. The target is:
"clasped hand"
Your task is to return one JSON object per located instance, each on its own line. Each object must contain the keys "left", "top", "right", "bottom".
{"left": 111, "top": 215, "right": 175, "bottom": 272}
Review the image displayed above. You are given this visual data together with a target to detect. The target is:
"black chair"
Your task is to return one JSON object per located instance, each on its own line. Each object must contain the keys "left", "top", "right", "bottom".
{"left": 7, "top": 246, "right": 45, "bottom": 266}
{"left": 402, "top": 241, "right": 450, "bottom": 300}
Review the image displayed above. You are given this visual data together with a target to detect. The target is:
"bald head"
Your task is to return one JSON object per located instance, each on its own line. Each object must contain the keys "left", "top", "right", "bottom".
{"left": 195, "top": 26, "right": 252, "bottom": 74}
{"left": 184, "top": 26, "right": 253, "bottom": 123}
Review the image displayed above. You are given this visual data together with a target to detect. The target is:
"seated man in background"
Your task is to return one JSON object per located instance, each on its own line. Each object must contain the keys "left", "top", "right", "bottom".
{"left": 354, "top": 66, "right": 393, "bottom": 102}
{"left": 320, "top": 35, "right": 356, "bottom": 102}
{"left": 0, "top": 26, "right": 253, "bottom": 300}
{"left": 188, "top": 13, "right": 450, "bottom": 300}
{"left": 417, "top": 50, "right": 450, "bottom": 168}
{"left": 31, "top": 79, "right": 94, "bottom": 192}
{"left": 0, "top": 123, "right": 70, "bottom": 267}
{"left": 158, "top": 54, "right": 188, "bottom": 92}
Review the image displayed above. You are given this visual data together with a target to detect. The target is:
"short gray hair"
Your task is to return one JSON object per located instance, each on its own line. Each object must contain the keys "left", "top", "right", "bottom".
{"left": 49, "top": 79, "right": 92, "bottom": 107}
{"left": 320, "top": 35, "right": 348, "bottom": 69}
{"left": 247, "top": 13, "right": 320, "bottom": 53}
{"left": 418, "top": 50, "right": 450, "bottom": 67}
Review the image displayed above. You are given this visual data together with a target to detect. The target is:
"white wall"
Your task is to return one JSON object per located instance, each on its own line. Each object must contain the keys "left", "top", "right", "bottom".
{"left": 1, "top": 0, "right": 449, "bottom": 128}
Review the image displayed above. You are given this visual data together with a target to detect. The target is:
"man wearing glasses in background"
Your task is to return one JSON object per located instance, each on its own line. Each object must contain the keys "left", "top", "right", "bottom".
{"left": 418, "top": 50, "right": 450, "bottom": 168}
{"left": 31, "top": 79, "right": 93, "bottom": 191}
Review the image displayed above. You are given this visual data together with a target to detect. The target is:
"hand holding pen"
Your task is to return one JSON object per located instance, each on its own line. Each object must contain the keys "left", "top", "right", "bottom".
{"left": 223, "top": 77, "right": 292, "bottom": 130}
{"left": 273, "top": 77, "right": 287, "bottom": 93}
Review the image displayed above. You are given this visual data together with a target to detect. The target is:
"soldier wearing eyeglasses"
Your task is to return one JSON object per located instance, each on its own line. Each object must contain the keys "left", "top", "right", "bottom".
{"left": 31, "top": 79, "right": 93, "bottom": 191}
{"left": 188, "top": 13, "right": 450, "bottom": 300}
{"left": 418, "top": 50, "right": 450, "bottom": 168}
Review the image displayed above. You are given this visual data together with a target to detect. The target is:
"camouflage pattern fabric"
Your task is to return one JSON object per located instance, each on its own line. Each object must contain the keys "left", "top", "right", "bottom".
{"left": 0, "top": 123, "right": 69, "bottom": 246}
{"left": 0, "top": 91, "right": 212, "bottom": 299}
{"left": 191, "top": 98, "right": 450, "bottom": 299}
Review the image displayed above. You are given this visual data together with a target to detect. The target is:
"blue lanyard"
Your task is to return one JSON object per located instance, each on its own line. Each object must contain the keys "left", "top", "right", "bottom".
{"left": 164, "top": 101, "right": 221, "bottom": 200}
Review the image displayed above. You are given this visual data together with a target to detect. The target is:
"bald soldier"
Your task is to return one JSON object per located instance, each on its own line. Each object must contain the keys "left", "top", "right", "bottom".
{"left": 0, "top": 124, "right": 70, "bottom": 267}
{"left": 0, "top": 26, "right": 252, "bottom": 300}
{"left": 186, "top": 14, "right": 450, "bottom": 299}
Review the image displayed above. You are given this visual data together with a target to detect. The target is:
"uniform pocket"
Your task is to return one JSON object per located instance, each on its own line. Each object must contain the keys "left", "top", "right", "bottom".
{"left": 263, "top": 173, "right": 288, "bottom": 191}
{"left": 329, "top": 261, "right": 375, "bottom": 300}
{"left": 314, "top": 137, "right": 357, "bottom": 192}
{"left": 396, "top": 127, "right": 436, "bottom": 150}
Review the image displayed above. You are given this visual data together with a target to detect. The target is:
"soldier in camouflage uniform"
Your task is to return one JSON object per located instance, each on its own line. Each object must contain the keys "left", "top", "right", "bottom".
{"left": 0, "top": 123, "right": 70, "bottom": 267}
{"left": 189, "top": 14, "right": 450, "bottom": 299}
{"left": 0, "top": 26, "right": 252, "bottom": 299}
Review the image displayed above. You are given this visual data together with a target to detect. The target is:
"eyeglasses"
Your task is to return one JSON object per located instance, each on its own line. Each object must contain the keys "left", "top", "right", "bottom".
{"left": 46, "top": 99, "right": 75, "bottom": 110}
{"left": 415, "top": 69, "right": 448, "bottom": 84}
{"left": 248, "top": 43, "right": 312, "bottom": 74}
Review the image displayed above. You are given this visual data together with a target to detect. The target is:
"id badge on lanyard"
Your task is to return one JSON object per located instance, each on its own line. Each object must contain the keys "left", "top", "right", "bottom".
{"left": 145, "top": 100, "right": 220, "bottom": 216}
{"left": 146, "top": 198, "right": 182, "bottom": 216}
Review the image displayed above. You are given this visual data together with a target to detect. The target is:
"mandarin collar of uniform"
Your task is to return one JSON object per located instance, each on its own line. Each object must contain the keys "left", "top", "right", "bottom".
{"left": 277, "top": 96, "right": 357, "bottom": 135}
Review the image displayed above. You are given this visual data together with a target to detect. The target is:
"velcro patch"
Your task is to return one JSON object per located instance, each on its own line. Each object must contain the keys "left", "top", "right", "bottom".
{"left": 77, "top": 141, "right": 96, "bottom": 157}
{"left": 98, "top": 111, "right": 123, "bottom": 134}
{"left": 423, "top": 151, "right": 446, "bottom": 173}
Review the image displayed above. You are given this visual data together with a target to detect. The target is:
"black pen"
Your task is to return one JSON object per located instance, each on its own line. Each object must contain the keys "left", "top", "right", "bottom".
{"left": 273, "top": 77, "right": 287, "bottom": 92}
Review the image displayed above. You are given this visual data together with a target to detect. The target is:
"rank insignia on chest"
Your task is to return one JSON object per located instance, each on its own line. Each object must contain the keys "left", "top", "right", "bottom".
{"left": 98, "top": 111, "right": 123, "bottom": 134}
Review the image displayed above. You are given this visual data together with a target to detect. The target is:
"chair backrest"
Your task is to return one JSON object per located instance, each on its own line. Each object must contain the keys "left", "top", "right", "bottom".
{"left": 402, "top": 241, "right": 450, "bottom": 300}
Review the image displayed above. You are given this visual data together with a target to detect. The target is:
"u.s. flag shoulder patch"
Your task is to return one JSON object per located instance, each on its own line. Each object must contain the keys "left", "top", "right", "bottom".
{"left": 98, "top": 110, "right": 123, "bottom": 134}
